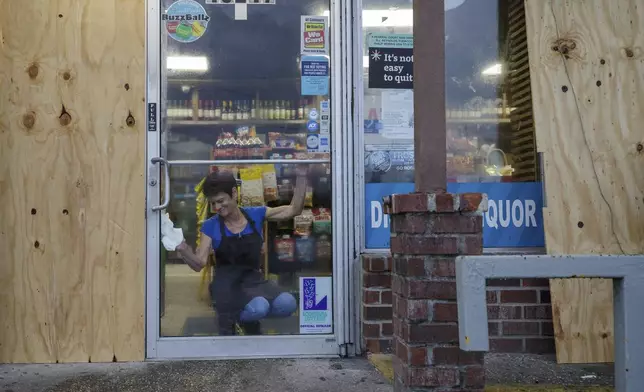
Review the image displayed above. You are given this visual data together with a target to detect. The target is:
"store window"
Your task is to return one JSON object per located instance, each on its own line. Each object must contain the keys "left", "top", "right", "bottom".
{"left": 362, "top": 0, "right": 545, "bottom": 250}
{"left": 160, "top": 0, "right": 333, "bottom": 337}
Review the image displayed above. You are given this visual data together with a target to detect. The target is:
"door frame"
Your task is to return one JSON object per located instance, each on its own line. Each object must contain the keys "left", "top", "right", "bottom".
{"left": 144, "top": 0, "right": 356, "bottom": 360}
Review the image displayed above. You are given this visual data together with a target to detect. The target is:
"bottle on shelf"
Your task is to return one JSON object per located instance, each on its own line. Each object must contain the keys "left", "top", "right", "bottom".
{"left": 242, "top": 100, "right": 250, "bottom": 120}
{"left": 184, "top": 100, "right": 192, "bottom": 120}
{"left": 198, "top": 100, "right": 204, "bottom": 120}
{"left": 214, "top": 100, "right": 221, "bottom": 120}
{"left": 222, "top": 101, "right": 229, "bottom": 121}
{"left": 251, "top": 99, "right": 257, "bottom": 120}
{"left": 289, "top": 100, "right": 296, "bottom": 120}
{"left": 268, "top": 100, "right": 275, "bottom": 121}
{"left": 298, "top": 99, "right": 304, "bottom": 120}
{"left": 234, "top": 100, "right": 242, "bottom": 121}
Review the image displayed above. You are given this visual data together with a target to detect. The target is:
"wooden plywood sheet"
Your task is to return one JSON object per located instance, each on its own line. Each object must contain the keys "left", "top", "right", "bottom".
{"left": 0, "top": 0, "right": 145, "bottom": 363}
{"left": 525, "top": 0, "right": 644, "bottom": 363}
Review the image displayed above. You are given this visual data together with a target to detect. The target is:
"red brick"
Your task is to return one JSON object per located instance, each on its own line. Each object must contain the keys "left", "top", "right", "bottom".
{"left": 540, "top": 290, "right": 551, "bottom": 304}
{"left": 489, "top": 338, "right": 523, "bottom": 353}
{"left": 365, "top": 338, "right": 392, "bottom": 354}
{"left": 382, "top": 322, "right": 393, "bottom": 337}
{"left": 432, "top": 302, "right": 458, "bottom": 322}
{"left": 488, "top": 322, "right": 500, "bottom": 336}
{"left": 486, "top": 290, "right": 498, "bottom": 304}
{"left": 407, "top": 280, "right": 457, "bottom": 300}
{"left": 396, "top": 339, "right": 428, "bottom": 366}
{"left": 525, "top": 338, "right": 556, "bottom": 354}
{"left": 363, "top": 273, "right": 391, "bottom": 289}
{"left": 431, "top": 347, "right": 484, "bottom": 366}
{"left": 524, "top": 305, "right": 552, "bottom": 320}
{"left": 391, "top": 193, "right": 429, "bottom": 213}
{"left": 408, "top": 323, "right": 459, "bottom": 344}
{"left": 363, "top": 289, "right": 380, "bottom": 304}
{"left": 459, "top": 234, "right": 483, "bottom": 255}
{"left": 363, "top": 322, "right": 380, "bottom": 338}
{"left": 487, "top": 305, "right": 523, "bottom": 320}
{"left": 427, "top": 257, "right": 456, "bottom": 278}
{"left": 363, "top": 255, "right": 391, "bottom": 272}
{"left": 390, "top": 235, "right": 459, "bottom": 255}
{"left": 487, "top": 278, "right": 521, "bottom": 287}
{"left": 391, "top": 214, "right": 427, "bottom": 234}
{"left": 462, "top": 365, "right": 485, "bottom": 388}
{"left": 500, "top": 289, "right": 538, "bottom": 304}
{"left": 364, "top": 305, "right": 392, "bottom": 321}
{"left": 541, "top": 321, "right": 554, "bottom": 336}
{"left": 459, "top": 193, "right": 484, "bottom": 212}
{"left": 522, "top": 278, "right": 550, "bottom": 287}
{"left": 394, "top": 295, "right": 429, "bottom": 321}
{"left": 434, "top": 192, "right": 456, "bottom": 213}
{"left": 408, "top": 366, "right": 459, "bottom": 387}
{"left": 428, "top": 214, "right": 482, "bottom": 234}
{"left": 502, "top": 321, "right": 540, "bottom": 336}
{"left": 381, "top": 290, "right": 392, "bottom": 305}
{"left": 393, "top": 256, "right": 426, "bottom": 277}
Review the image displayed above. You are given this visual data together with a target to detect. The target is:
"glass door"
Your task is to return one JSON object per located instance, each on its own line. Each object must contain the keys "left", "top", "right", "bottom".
{"left": 146, "top": 0, "right": 352, "bottom": 359}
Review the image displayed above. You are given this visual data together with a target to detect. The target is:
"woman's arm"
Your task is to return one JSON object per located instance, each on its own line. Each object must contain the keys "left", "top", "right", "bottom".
{"left": 265, "top": 166, "right": 308, "bottom": 222}
{"left": 176, "top": 234, "right": 212, "bottom": 272}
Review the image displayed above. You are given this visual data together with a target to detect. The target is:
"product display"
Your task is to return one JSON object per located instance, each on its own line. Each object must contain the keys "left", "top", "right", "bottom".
{"left": 166, "top": 98, "right": 316, "bottom": 121}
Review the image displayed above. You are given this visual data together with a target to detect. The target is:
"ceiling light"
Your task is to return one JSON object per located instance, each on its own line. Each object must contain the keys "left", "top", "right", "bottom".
{"left": 482, "top": 63, "right": 502, "bottom": 76}
{"left": 167, "top": 56, "right": 209, "bottom": 71}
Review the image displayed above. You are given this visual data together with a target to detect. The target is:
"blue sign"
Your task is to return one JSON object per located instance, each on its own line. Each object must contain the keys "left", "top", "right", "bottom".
{"left": 301, "top": 55, "right": 329, "bottom": 96}
{"left": 307, "top": 120, "right": 319, "bottom": 132}
{"left": 365, "top": 182, "right": 545, "bottom": 249}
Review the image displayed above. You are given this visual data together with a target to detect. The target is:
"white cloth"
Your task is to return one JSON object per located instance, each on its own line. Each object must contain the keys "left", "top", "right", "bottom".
{"left": 161, "top": 213, "right": 184, "bottom": 251}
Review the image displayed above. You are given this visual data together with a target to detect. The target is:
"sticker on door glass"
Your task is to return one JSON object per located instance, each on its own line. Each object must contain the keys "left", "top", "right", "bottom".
{"left": 299, "top": 277, "right": 332, "bottom": 334}
{"left": 163, "top": 0, "right": 210, "bottom": 43}
{"left": 301, "top": 16, "right": 328, "bottom": 55}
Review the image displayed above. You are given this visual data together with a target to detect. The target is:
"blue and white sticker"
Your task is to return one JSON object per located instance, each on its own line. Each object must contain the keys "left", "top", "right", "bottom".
{"left": 307, "top": 120, "right": 319, "bottom": 132}
{"left": 318, "top": 135, "right": 330, "bottom": 152}
{"left": 308, "top": 108, "right": 319, "bottom": 121}
{"left": 163, "top": 0, "right": 210, "bottom": 43}
{"left": 299, "top": 277, "right": 333, "bottom": 334}
{"left": 307, "top": 134, "right": 320, "bottom": 151}
{"left": 320, "top": 100, "right": 330, "bottom": 113}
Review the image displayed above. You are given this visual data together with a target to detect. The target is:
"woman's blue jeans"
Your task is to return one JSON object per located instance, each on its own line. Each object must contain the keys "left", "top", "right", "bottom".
{"left": 239, "top": 292, "right": 297, "bottom": 322}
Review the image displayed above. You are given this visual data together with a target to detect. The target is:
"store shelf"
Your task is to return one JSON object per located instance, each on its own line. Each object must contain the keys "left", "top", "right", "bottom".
{"left": 168, "top": 119, "right": 307, "bottom": 126}
{"left": 167, "top": 77, "right": 300, "bottom": 86}
{"left": 447, "top": 118, "right": 511, "bottom": 124}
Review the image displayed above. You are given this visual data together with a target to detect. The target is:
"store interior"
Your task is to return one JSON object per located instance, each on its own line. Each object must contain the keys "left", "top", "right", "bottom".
{"left": 158, "top": 0, "right": 538, "bottom": 337}
{"left": 160, "top": 0, "right": 332, "bottom": 337}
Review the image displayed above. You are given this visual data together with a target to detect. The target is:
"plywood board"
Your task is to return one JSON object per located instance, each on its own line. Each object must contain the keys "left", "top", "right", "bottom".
{"left": 0, "top": 0, "right": 145, "bottom": 363}
{"left": 525, "top": 0, "right": 644, "bottom": 363}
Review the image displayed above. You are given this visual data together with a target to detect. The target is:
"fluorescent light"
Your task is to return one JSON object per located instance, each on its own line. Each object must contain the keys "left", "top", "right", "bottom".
{"left": 167, "top": 56, "right": 209, "bottom": 71}
{"left": 482, "top": 63, "right": 502, "bottom": 75}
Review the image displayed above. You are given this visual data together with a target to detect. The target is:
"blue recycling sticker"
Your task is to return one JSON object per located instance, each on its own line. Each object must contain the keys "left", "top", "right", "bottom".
{"left": 307, "top": 120, "right": 319, "bottom": 132}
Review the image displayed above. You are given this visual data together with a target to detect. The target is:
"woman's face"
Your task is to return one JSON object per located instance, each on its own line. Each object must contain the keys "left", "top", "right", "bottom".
{"left": 209, "top": 189, "right": 236, "bottom": 218}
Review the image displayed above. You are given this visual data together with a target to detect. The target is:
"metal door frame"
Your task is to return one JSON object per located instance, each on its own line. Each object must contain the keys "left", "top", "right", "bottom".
{"left": 145, "top": 0, "right": 355, "bottom": 359}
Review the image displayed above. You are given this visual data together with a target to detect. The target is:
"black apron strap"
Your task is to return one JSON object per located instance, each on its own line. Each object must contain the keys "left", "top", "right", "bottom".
{"left": 239, "top": 208, "right": 260, "bottom": 236}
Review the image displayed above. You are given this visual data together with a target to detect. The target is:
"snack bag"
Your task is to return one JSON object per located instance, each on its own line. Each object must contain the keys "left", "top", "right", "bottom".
{"left": 239, "top": 166, "right": 265, "bottom": 206}
{"left": 261, "top": 164, "right": 278, "bottom": 202}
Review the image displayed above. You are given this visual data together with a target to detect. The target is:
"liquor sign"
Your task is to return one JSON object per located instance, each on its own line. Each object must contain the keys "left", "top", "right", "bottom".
{"left": 364, "top": 182, "right": 545, "bottom": 249}
{"left": 368, "top": 33, "right": 414, "bottom": 89}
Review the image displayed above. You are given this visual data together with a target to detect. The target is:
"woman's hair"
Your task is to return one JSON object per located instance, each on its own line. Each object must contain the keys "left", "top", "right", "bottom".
{"left": 202, "top": 170, "right": 238, "bottom": 198}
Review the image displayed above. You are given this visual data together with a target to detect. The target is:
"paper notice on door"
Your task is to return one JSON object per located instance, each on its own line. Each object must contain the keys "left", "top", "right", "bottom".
{"left": 381, "top": 90, "right": 414, "bottom": 139}
{"left": 301, "top": 16, "right": 328, "bottom": 55}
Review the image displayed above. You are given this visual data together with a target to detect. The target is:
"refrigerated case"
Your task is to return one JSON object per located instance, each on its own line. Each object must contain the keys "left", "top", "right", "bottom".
{"left": 146, "top": 0, "right": 357, "bottom": 359}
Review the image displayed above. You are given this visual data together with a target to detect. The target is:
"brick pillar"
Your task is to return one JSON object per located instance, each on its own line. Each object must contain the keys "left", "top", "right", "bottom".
{"left": 386, "top": 192, "right": 487, "bottom": 392}
{"left": 362, "top": 254, "right": 393, "bottom": 354}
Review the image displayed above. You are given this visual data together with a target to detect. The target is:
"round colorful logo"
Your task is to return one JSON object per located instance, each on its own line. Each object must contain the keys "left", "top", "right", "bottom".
{"left": 162, "top": 0, "right": 210, "bottom": 43}
{"left": 307, "top": 120, "right": 319, "bottom": 132}
{"left": 308, "top": 108, "right": 319, "bottom": 121}
{"left": 307, "top": 134, "right": 320, "bottom": 150}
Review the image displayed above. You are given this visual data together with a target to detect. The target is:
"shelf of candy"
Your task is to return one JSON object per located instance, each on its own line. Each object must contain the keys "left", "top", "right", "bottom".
{"left": 166, "top": 98, "right": 315, "bottom": 124}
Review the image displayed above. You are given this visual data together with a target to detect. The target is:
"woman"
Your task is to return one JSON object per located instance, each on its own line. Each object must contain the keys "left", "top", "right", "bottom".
{"left": 175, "top": 166, "right": 308, "bottom": 336}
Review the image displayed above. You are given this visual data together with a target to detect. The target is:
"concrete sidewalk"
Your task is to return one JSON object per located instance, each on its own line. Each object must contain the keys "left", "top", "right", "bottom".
{"left": 0, "top": 354, "right": 615, "bottom": 392}
{"left": 1, "top": 358, "right": 389, "bottom": 392}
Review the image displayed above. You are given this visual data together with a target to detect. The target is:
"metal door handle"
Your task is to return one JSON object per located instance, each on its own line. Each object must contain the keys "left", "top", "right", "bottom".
{"left": 151, "top": 157, "right": 170, "bottom": 212}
